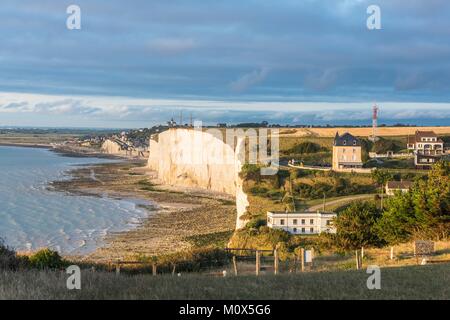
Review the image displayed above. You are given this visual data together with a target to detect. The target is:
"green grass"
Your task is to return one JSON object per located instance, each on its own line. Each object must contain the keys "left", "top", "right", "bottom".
{"left": 184, "top": 230, "right": 234, "bottom": 248}
{"left": 0, "top": 263, "right": 448, "bottom": 299}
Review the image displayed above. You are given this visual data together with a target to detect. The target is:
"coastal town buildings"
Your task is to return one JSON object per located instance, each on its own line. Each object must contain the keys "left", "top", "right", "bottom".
{"left": 332, "top": 132, "right": 363, "bottom": 171}
{"left": 267, "top": 211, "right": 337, "bottom": 235}
{"left": 407, "top": 130, "right": 444, "bottom": 168}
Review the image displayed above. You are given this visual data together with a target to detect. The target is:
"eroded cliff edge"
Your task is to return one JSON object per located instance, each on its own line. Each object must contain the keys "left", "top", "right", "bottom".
{"left": 148, "top": 128, "right": 249, "bottom": 229}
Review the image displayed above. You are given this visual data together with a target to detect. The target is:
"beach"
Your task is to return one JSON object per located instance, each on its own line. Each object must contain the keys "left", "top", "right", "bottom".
{"left": 49, "top": 159, "right": 237, "bottom": 263}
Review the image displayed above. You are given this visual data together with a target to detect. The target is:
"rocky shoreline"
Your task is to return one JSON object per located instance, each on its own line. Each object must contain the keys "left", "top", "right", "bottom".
{"left": 49, "top": 159, "right": 236, "bottom": 263}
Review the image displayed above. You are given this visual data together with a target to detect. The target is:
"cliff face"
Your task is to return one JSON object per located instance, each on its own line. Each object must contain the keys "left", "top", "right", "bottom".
{"left": 148, "top": 128, "right": 249, "bottom": 229}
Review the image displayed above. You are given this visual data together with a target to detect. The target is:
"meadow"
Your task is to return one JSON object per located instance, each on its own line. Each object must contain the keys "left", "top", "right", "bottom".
{"left": 0, "top": 263, "right": 448, "bottom": 299}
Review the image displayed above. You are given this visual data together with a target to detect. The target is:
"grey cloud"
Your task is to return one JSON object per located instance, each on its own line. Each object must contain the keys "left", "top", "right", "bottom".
{"left": 230, "top": 68, "right": 269, "bottom": 93}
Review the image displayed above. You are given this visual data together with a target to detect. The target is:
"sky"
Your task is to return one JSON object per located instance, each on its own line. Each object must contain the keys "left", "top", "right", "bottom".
{"left": 0, "top": 0, "right": 450, "bottom": 128}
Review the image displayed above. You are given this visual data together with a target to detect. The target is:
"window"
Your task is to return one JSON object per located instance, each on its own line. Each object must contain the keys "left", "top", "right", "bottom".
{"left": 293, "top": 219, "right": 298, "bottom": 225}
{"left": 280, "top": 219, "right": 285, "bottom": 225}
{"left": 293, "top": 228, "right": 297, "bottom": 233}
{"left": 326, "top": 220, "right": 331, "bottom": 226}
{"left": 310, "top": 219, "right": 314, "bottom": 224}
{"left": 301, "top": 228, "right": 305, "bottom": 233}
{"left": 301, "top": 219, "right": 305, "bottom": 225}
{"left": 310, "top": 227, "right": 314, "bottom": 233}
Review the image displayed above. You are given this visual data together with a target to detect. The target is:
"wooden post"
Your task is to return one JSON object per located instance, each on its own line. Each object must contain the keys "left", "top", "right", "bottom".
{"left": 152, "top": 263, "right": 157, "bottom": 276}
{"left": 361, "top": 247, "right": 364, "bottom": 259}
{"left": 300, "top": 248, "right": 305, "bottom": 272}
{"left": 390, "top": 246, "right": 394, "bottom": 260}
{"left": 274, "top": 249, "right": 279, "bottom": 275}
{"left": 232, "top": 256, "right": 238, "bottom": 276}
{"left": 255, "top": 250, "right": 260, "bottom": 276}
{"left": 172, "top": 264, "right": 176, "bottom": 276}
{"left": 355, "top": 250, "right": 360, "bottom": 270}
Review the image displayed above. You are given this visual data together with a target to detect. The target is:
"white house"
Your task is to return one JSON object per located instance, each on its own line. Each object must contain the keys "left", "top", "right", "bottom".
{"left": 385, "top": 181, "right": 413, "bottom": 196}
{"left": 407, "top": 131, "right": 444, "bottom": 168}
{"left": 267, "top": 211, "right": 336, "bottom": 235}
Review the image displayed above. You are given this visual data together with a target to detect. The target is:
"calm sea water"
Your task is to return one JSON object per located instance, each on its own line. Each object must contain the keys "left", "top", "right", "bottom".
{"left": 0, "top": 146, "right": 150, "bottom": 255}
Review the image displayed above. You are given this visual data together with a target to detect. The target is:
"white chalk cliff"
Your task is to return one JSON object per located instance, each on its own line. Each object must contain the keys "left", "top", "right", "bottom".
{"left": 148, "top": 128, "right": 249, "bottom": 229}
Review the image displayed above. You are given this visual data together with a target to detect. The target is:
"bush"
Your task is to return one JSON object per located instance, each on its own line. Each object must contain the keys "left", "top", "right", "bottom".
{"left": 29, "top": 249, "right": 65, "bottom": 269}
{"left": 0, "top": 239, "right": 29, "bottom": 270}
{"left": 246, "top": 218, "right": 267, "bottom": 229}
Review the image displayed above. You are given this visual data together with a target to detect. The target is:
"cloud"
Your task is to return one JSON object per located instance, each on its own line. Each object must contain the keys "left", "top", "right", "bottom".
{"left": 230, "top": 68, "right": 269, "bottom": 93}
{"left": 0, "top": 92, "right": 449, "bottom": 128}
{"left": 147, "top": 38, "right": 197, "bottom": 55}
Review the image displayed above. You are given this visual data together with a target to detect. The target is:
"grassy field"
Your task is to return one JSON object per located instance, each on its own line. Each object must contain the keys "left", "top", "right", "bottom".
{"left": 0, "top": 263, "right": 448, "bottom": 299}
{"left": 278, "top": 126, "right": 450, "bottom": 138}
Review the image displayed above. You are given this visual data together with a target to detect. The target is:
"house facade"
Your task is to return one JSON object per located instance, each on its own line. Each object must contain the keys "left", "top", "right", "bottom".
{"left": 385, "top": 181, "right": 413, "bottom": 196}
{"left": 267, "top": 211, "right": 337, "bottom": 235}
{"left": 332, "top": 132, "right": 363, "bottom": 171}
{"left": 407, "top": 131, "right": 444, "bottom": 168}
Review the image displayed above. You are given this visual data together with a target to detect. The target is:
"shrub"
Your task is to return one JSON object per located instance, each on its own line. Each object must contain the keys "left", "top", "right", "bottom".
{"left": 29, "top": 249, "right": 65, "bottom": 269}
{"left": 246, "top": 218, "right": 266, "bottom": 229}
{"left": 0, "top": 239, "right": 29, "bottom": 270}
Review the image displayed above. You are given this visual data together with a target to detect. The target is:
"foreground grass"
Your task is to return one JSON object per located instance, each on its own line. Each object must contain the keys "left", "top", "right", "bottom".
{"left": 0, "top": 263, "right": 448, "bottom": 300}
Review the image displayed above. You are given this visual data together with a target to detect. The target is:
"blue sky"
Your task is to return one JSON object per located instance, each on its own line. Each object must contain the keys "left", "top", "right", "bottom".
{"left": 1, "top": 0, "right": 450, "bottom": 128}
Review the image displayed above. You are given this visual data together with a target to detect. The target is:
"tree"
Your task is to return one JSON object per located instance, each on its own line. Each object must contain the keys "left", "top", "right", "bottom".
{"left": 376, "top": 191, "right": 416, "bottom": 244}
{"left": 371, "top": 169, "right": 393, "bottom": 210}
{"left": 377, "top": 161, "right": 450, "bottom": 242}
{"left": 334, "top": 201, "right": 385, "bottom": 250}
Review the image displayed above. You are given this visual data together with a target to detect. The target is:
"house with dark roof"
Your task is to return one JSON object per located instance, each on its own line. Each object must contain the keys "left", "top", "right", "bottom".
{"left": 332, "top": 132, "right": 363, "bottom": 171}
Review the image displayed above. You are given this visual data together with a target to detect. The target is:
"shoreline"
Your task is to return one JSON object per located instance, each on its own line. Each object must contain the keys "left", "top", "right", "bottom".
{"left": 48, "top": 159, "right": 236, "bottom": 263}
{"left": 2, "top": 143, "right": 235, "bottom": 262}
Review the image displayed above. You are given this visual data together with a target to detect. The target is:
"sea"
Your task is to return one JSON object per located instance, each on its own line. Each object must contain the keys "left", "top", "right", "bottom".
{"left": 0, "top": 146, "right": 150, "bottom": 255}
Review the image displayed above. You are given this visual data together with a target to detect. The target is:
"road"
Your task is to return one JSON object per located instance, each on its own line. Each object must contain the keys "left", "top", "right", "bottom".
{"left": 308, "top": 194, "right": 376, "bottom": 212}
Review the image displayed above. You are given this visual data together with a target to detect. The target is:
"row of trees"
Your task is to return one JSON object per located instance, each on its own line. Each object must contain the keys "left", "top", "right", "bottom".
{"left": 334, "top": 161, "right": 450, "bottom": 249}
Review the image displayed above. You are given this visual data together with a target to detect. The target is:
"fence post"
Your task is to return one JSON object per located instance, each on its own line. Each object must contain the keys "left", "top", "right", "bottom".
{"left": 361, "top": 246, "right": 364, "bottom": 259}
{"left": 232, "top": 256, "right": 238, "bottom": 276}
{"left": 116, "top": 263, "right": 121, "bottom": 275}
{"left": 172, "top": 264, "right": 176, "bottom": 276}
{"left": 300, "top": 248, "right": 305, "bottom": 272}
{"left": 311, "top": 247, "right": 315, "bottom": 269}
{"left": 390, "top": 246, "right": 394, "bottom": 260}
{"left": 255, "top": 250, "right": 260, "bottom": 276}
{"left": 152, "top": 263, "right": 157, "bottom": 276}
{"left": 274, "top": 249, "right": 279, "bottom": 275}
{"left": 355, "top": 250, "right": 360, "bottom": 270}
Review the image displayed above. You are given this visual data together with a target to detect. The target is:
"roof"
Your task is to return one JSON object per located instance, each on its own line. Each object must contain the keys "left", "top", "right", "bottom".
{"left": 409, "top": 130, "right": 443, "bottom": 143}
{"left": 268, "top": 211, "right": 336, "bottom": 216}
{"left": 387, "top": 181, "right": 413, "bottom": 190}
{"left": 334, "top": 132, "right": 361, "bottom": 147}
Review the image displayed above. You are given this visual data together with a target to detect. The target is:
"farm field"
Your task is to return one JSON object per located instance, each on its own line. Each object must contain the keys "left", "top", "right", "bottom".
{"left": 278, "top": 126, "right": 450, "bottom": 138}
